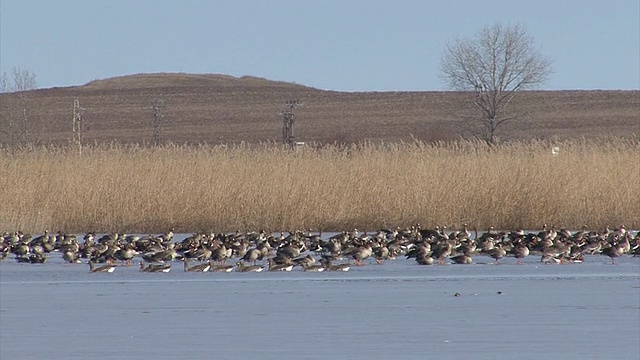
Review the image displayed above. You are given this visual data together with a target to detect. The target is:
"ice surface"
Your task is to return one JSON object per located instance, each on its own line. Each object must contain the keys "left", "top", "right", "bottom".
{"left": 1, "top": 252, "right": 639, "bottom": 360}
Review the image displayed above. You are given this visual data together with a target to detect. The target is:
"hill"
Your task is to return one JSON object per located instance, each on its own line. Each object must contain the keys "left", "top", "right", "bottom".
{"left": 0, "top": 73, "right": 638, "bottom": 146}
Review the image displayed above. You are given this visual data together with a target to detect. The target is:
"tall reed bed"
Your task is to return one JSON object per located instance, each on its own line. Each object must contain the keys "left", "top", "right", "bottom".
{"left": 1, "top": 138, "right": 638, "bottom": 233}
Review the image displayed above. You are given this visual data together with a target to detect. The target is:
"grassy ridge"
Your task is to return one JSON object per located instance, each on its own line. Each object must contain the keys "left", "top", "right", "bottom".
{"left": 1, "top": 139, "right": 638, "bottom": 233}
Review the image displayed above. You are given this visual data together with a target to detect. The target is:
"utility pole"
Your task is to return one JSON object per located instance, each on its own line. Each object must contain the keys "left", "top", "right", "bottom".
{"left": 282, "top": 99, "right": 298, "bottom": 149}
{"left": 72, "top": 99, "right": 84, "bottom": 155}
{"left": 150, "top": 98, "right": 165, "bottom": 145}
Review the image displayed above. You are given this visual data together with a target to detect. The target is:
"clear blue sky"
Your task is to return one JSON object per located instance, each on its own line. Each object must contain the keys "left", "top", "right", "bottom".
{"left": 1, "top": 0, "right": 639, "bottom": 91}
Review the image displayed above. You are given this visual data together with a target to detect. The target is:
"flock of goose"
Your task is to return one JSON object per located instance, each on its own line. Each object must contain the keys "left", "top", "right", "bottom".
{"left": 1, "top": 224, "right": 638, "bottom": 273}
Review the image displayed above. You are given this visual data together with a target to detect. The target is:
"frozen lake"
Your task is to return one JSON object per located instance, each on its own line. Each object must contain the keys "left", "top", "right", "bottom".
{"left": 1, "top": 254, "right": 639, "bottom": 360}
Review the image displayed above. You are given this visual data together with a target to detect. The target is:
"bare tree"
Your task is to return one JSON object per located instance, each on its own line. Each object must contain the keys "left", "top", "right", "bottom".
{"left": 11, "top": 67, "right": 37, "bottom": 92}
{"left": 440, "top": 23, "right": 552, "bottom": 144}
{"left": 0, "top": 72, "right": 8, "bottom": 93}
{"left": 0, "top": 67, "right": 38, "bottom": 143}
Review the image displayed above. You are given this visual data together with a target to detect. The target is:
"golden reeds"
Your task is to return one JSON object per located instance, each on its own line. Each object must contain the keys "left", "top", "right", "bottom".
{"left": 1, "top": 138, "right": 638, "bottom": 233}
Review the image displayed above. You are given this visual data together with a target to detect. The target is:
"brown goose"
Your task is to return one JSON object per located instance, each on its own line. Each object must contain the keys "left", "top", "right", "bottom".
{"left": 540, "top": 240, "right": 570, "bottom": 264}
{"left": 139, "top": 261, "right": 171, "bottom": 273}
{"left": 210, "top": 244, "right": 231, "bottom": 265}
{"left": 209, "top": 263, "right": 235, "bottom": 272}
{"left": 416, "top": 253, "right": 434, "bottom": 265}
{"left": 581, "top": 240, "right": 603, "bottom": 255}
{"left": 300, "top": 262, "right": 325, "bottom": 272}
{"left": 62, "top": 249, "right": 81, "bottom": 264}
{"left": 115, "top": 243, "right": 137, "bottom": 266}
{"left": 449, "top": 254, "right": 473, "bottom": 264}
{"left": 324, "top": 238, "right": 343, "bottom": 259}
{"left": 277, "top": 242, "right": 304, "bottom": 259}
{"left": 235, "top": 261, "right": 264, "bottom": 272}
{"left": 488, "top": 245, "right": 507, "bottom": 265}
{"left": 186, "top": 244, "right": 212, "bottom": 262}
{"left": 270, "top": 253, "right": 294, "bottom": 266}
{"left": 373, "top": 245, "right": 390, "bottom": 265}
{"left": 89, "top": 261, "right": 116, "bottom": 273}
{"left": 405, "top": 242, "right": 431, "bottom": 260}
{"left": 431, "top": 242, "right": 453, "bottom": 265}
{"left": 183, "top": 258, "right": 211, "bottom": 272}
{"left": 268, "top": 258, "right": 294, "bottom": 271}
{"left": 345, "top": 244, "right": 372, "bottom": 266}
{"left": 142, "top": 244, "right": 179, "bottom": 263}
{"left": 320, "top": 259, "right": 350, "bottom": 272}
{"left": 513, "top": 242, "right": 530, "bottom": 265}
{"left": 292, "top": 254, "right": 315, "bottom": 267}
{"left": 601, "top": 243, "right": 625, "bottom": 264}
{"left": 541, "top": 253, "right": 563, "bottom": 264}
{"left": 241, "top": 248, "right": 263, "bottom": 265}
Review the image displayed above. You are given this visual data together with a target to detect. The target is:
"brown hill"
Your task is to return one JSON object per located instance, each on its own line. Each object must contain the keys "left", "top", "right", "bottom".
{"left": 0, "top": 73, "right": 638, "bottom": 146}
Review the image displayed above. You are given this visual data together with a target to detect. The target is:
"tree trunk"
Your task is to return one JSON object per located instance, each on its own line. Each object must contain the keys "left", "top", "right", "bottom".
{"left": 21, "top": 108, "right": 29, "bottom": 141}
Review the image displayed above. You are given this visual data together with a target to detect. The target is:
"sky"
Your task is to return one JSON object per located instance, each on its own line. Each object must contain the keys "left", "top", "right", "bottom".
{"left": 1, "top": 0, "right": 639, "bottom": 92}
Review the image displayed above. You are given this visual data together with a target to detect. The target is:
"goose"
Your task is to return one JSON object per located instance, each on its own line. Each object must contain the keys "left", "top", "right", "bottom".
{"left": 565, "top": 246, "right": 585, "bottom": 263}
{"left": 344, "top": 244, "right": 372, "bottom": 266}
{"left": 270, "top": 253, "right": 294, "bottom": 266}
{"left": 142, "top": 246, "right": 179, "bottom": 263}
{"left": 27, "top": 254, "right": 47, "bottom": 263}
{"left": 513, "top": 242, "right": 530, "bottom": 265}
{"left": 416, "top": 253, "right": 434, "bottom": 265}
{"left": 115, "top": 243, "right": 137, "bottom": 266}
{"left": 320, "top": 259, "right": 350, "bottom": 272}
{"left": 431, "top": 242, "right": 453, "bottom": 265}
{"left": 616, "top": 233, "right": 631, "bottom": 254}
{"left": 538, "top": 224, "right": 557, "bottom": 241}
{"left": 324, "top": 238, "right": 343, "bottom": 259}
{"left": 540, "top": 240, "right": 570, "bottom": 264}
{"left": 232, "top": 240, "right": 249, "bottom": 259}
{"left": 457, "top": 240, "right": 477, "bottom": 257}
{"left": 139, "top": 261, "right": 171, "bottom": 273}
{"left": 581, "top": 240, "right": 603, "bottom": 255}
{"left": 450, "top": 224, "right": 471, "bottom": 241}
{"left": 89, "top": 261, "right": 116, "bottom": 273}
{"left": 161, "top": 228, "right": 175, "bottom": 243}
{"left": 184, "top": 244, "right": 212, "bottom": 262}
{"left": 258, "top": 239, "right": 276, "bottom": 258}
{"left": 60, "top": 238, "right": 80, "bottom": 254}
{"left": 210, "top": 244, "right": 231, "bottom": 264}
{"left": 292, "top": 254, "right": 315, "bottom": 267}
{"left": 209, "top": 263, "right": 235, "bottom": 272}
{"left": 488, "top": 245, "right": 507, "bottom": 265}
{"left": 600, "top": 243, "right": 625, "bottom": 264}
{"left": 28, "top": 230, "right": 49, "bottom": 247}
{"left": 300, "top": 262, "right": 325, "bottom": 272}
{"left": 235, "top": 261, "right": 264, "bottom": 272}
{"left": 30, "top": 244, "right": 45, "bottom": 257}
{"left": 373, "top": 245, "right": 390, "bottom": 264}
{"left": 405, "top": 242, "right": 431, "bottom": 260}
{"left": 240, "top": 248, "right": 263, "bottom": 265}
{"left": 62, "top": 249, "right": 81, "bottom": 264}
{"left": 630, "top": 238, "right": 640, "bottom": 257}
{"left": 277, "top": 242, "right": 303, "bottom": 259}
{"left": 557, "top": 228, "right": 573, "bottom": 240}
{"left": 449, "top": 254, "right": 473, "bottom": 264}
{"left": 96, "top": 232, "right": 119, "bottom": 244}
{"left": 12, "top": 242, "right": 29, "bottom": 257}
{"left": 183, "top": 258, "right": 210, "bottom": 272}
{"left": 89, "top": 242, "right": 110, "bottom": 262}
{"left": 267, "top": 258, "right": 294, "bottom": 272}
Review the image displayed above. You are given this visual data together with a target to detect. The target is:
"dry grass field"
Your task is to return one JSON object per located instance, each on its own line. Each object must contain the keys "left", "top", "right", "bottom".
{"left": 0, "top": 73, "right": 638, "bottom": 146}
{"left": 0, "top": 73, "right": 638, "bottom": 233}
{"left": 0, "top": 139, "right": 638, "bottom": 233}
